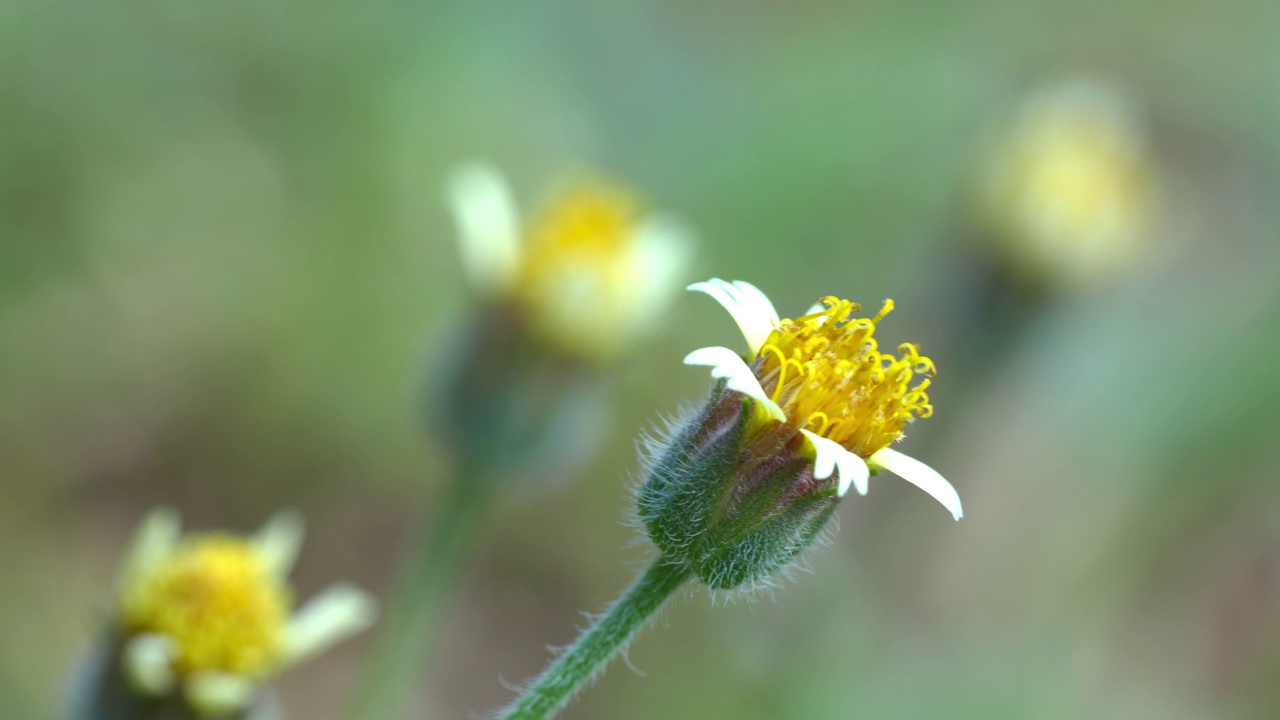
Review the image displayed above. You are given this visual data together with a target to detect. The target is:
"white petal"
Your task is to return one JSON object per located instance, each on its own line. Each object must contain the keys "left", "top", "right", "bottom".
{"left": 683, "top": 346, "right": 785, "bottom": 421}
{"left": 445, "top": 162, "right": 521, "bottom": 294}
{"left": 184, "top": 672, "right": 256, "bottom": 717}
{"left": 841, "top": 454, "right": 871, "bottom": 497}
{"left": 254, "top": 510, "right": 305, "bottom": 578}
{"left": 281, "top": 583, "right": 378, "bottom": 667}
{"left": 623, "top": 215, "right": 695, "bottom": 336}
{"left": 728, "top": 280, "right": 780, "bottom": 327}
{"left": 868, "top": 447, "right": 963, "bottom": 520}
{"left": 688, "top": 278, "right": 777, "bottom": 356}
{"left": 122, "top": 633, "right": 177, "bottom": 696}
{"left": 118, "top": 508, "right": 180, "bottom": 595}
{"left": 804, "top": 301, "right": 826, "bottom": 317}
{"left": 711, "top": 278, "right": 780, "bottom": 349}
{"left": 799, "top": 430, "right": 837, "bottom": 482}
{"left": 799, "top": 430, "right": 869, "bottom": 497}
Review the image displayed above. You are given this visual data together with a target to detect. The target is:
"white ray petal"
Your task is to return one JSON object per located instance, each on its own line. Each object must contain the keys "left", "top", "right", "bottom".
{"left": 799, "top": 429, "right": 870, "bottom": 497}
{"left": 185, "top": 672, "right": 256, "bottom": 717}
{"left": 868, "top": 447, "right": 963, "bottom": 520}
{"left": 281, "top": 583, "right": 378, "bottom": 668}
{"left": 623, "top": 215, "right": 694, "bottom": 337}
{"left": 445, "top": 162, "right": 521, "bottom": 294}
{"left": 836, "top": 448, "right": 870, "bottom": 497}
{"left": 729, "top": 280, "right": 780, "bottom": 327}
{"left": 684, "top": 346, "right": 785, "bottom": 421}
{"left": 688, "top": 279, "right": 776, "bottom": 356}
{"left": 118, "top": 508, "right": 180, "bottom": 595}
{"left": 707, "top": 279, "right": 781, "bottom": 346}
{"left": 799, "top": 429, "right": 837, "bottom": 483}
{"left": 123, "top": 633, "right": 177, "bottom": 697}
{"left": 254, "top": 509, "right": 305, "bottom": 578}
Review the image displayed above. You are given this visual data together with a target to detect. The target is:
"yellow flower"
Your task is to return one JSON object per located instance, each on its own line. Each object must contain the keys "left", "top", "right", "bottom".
{"left": 976, "top": 77, "right": 1155, "bottom": 291}
{"left": 115, "top": 509, "right": 377, "bottom": 717}
{"left": 446, "top": 163, "right": 693, "bottom": 358}
{"left": 684, "top": 279, "right": 961, "bottom": 518}
{"left": 121, "top": 535, "right": 290, "bottom": 680}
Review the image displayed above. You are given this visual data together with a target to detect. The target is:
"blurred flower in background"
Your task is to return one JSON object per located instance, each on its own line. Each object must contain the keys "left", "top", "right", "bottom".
{"left": 450, "top": 162, "right": 692, "bottom": 360}
{"left": 74, "top": 510, "right": 375, "bottom": 720}
{"left": 929, "top": 76, "right": 1160, "bottom": 396}
{"left": 437, "top": 162, "right": 693, "bottom": 479}
{"left": 971, "top": 77, "right": 1156, "bottom": 296}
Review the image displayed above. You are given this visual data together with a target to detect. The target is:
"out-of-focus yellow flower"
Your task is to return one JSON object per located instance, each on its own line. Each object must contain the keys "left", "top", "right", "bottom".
{"left": 684, "top": 279, "right": 961, "bottom": 518}
{"left": 114, "top": 509, "right": 377, "bottom": 717}
{"left": 446, "top": 163, "right": 693, "bottom": 359}
{"left": 975, "top": 78, "right": 1156, "bottom": 292}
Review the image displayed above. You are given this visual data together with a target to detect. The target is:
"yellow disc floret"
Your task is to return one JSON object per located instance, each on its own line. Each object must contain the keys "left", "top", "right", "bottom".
{"left": 513, "top": 179, "right": 643, "bottom": 355}
{"left": 757, "top": 297, "right": 934, "bottom": 458}
{"left": 121, "top": 535, "right": 291, "bottom": 679}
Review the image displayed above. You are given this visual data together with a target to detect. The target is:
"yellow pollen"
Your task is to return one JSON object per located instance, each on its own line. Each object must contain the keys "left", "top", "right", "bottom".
{"left": 512, "top": 178, "right": 645, "bottom": 355}
{"left": 121, "top": 535, "right": 290, "bottom": 679}
{"left": 756, "top": 296, "right": 935, "bottom": 457}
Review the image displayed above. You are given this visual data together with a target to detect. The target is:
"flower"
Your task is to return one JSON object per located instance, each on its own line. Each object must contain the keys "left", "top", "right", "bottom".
{"left": 446, "top": 162, "right": 692, "bottom": 359}
{"left": 685, "top": 279, "right": 962, "bottom": 513}
{"left": 112, "top": 509, "right": 377, "bottom": 717}
{"left": 638, "top": 279, "right": 960, "bottom": 589}
{"left": 974, "top": 77, "right": 1155, "bottom": 292}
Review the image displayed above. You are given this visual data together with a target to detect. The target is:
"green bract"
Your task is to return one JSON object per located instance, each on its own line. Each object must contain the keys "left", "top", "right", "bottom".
{"left": 638, "top": 381, "right": 841, "bottom": 590}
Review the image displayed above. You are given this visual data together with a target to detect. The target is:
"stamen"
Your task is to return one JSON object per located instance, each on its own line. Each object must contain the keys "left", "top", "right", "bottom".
{"left": 753, "top": 295, "right": 934, "bottom": 458}
{"left": 760, "top": 344, "right": 805, "bottom": 402}
{"left": 870, "top": 299, "right": 894, "bottom": 324}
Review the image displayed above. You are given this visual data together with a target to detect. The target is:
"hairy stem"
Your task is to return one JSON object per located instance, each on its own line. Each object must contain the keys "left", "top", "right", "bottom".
{"left": 499, "top": 557, "right": 693, "bottom": 720}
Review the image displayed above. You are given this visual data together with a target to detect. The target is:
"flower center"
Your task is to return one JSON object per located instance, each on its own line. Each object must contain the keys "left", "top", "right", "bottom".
{"left": 756, "top": 297, "right": 934, "bottom": 458}
{"left": 121, "top": 535, "right": 290, "bottom": 679}
{"left": 514, "top": 180, "right": 643, "bottom": 355}
{"left": 521, "top": 181, "right": 638, "bottom": 263}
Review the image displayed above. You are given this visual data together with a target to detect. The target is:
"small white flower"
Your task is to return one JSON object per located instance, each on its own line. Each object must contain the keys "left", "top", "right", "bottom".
{"left": 445, "top": 162, "right": 694, "bottom": 359}
{"left": 686, "top": 279, "right": 962, "bottom": 520}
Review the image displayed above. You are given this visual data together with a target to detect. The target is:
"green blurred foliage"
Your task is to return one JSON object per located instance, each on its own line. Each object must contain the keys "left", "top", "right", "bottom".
{"left": 3, "top": 0, "right": 1279, "bottom": 718}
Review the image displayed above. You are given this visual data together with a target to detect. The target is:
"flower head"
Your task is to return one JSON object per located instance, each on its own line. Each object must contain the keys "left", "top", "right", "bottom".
{"left": 975, "top": 77, "right": 1155, "bottom": 292}
{"left": 446, "top": 162, "right": 692, "bottom": 359}
{"left": 684, "top": 279, "right": 960, "bottom": 512}
{"left": 112, "top": 509, "right": 377, "bottom": 717}
{"left": 639, "top": 280, "right": 959, "bottom": 589}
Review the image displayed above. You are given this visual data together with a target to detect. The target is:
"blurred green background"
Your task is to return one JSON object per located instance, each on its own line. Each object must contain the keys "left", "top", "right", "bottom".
{"left": 4, "top": 0, "right": 1280, "bottom": 718}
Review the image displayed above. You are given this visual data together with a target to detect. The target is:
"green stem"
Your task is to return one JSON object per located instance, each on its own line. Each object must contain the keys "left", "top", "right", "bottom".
{"left": 499, "top": 557, "right": 693, "bottom": 720}
{"left": 347, "top": 472, "right": 495, "bottom": 720}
